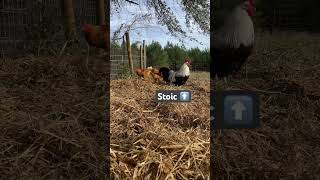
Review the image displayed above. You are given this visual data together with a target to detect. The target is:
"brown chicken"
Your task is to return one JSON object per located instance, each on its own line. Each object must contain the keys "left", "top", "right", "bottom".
{"left": 135, "top": 68, "right": 152, "bottom": 80}
{"left": 81, "top": 22, "right": 109, "bottom": 51}
{"left": 81, "top": 22, "right": 109, "bottom": 69}
{"left": 151, "top": 71, "right": 163, "bottom": 83}
{"left": 135, "top": 67, "right": 164, "bottom": 83}
{"left": 151, "top": 68, "right": 159, "bottom": 75}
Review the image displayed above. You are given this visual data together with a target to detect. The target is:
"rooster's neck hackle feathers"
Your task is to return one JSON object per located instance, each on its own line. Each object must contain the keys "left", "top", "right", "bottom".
{"left": 213, "top": 3, "right": 254, "bottom": 49}
{"left": 175, "top": 63, "right": 190, "bottom": 77}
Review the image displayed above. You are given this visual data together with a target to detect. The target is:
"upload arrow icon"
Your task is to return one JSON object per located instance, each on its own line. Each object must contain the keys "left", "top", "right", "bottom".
{"left": 211, "top": 90, "right": 259, "bottom": 129}
{"left": 231, "top": 101, "right": 246, "bottom": 120}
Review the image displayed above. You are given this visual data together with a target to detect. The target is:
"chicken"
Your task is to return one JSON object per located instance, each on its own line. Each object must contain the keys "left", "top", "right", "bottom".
{"left": 212, "top": 0, "right": 254, "bottom": 82}
{"left": 151, "top": 71, "right": 163, "bottom": 83}
{"left": 135, "top": 68, "right": 152, "bottom": 80}
{"left": 135, "top": 67, "right": 163, "bottom": 83}
{"left": 151, "top": 68, "right": 159, "bottom": 75}
{"left": 81, "top": 22, "right": 109, "bottom": 68}
{"left": 159, "top": 58, "right": 191, "bottom": 86}
{"left": 81, "top": 22, "right": 109, "bottom": 51}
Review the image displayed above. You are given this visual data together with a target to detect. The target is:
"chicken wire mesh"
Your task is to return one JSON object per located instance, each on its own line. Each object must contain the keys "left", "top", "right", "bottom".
{"left": 110, "top": 45, "right": 143, "bottom": 79}
{"left": 1, "top": 0, "right": 209, "bottom": 78}
{"left": 0, "top": 0, "right": 98, "bottom": 50}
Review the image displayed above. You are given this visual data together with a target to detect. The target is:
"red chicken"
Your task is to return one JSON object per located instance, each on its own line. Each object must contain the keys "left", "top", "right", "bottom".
{"left": 81, "top": 22, "right": 109, "bottom": 51}
{"left": 81, "top": 22, "right": 109, "bottom": 68}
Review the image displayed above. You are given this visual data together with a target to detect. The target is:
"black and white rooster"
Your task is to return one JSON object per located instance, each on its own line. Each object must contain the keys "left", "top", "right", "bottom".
{"left": 159, "top": 58, "right": 191, "bottom": 86}
{"left": 211, "top": 0, "right": 255, "bottom": 82}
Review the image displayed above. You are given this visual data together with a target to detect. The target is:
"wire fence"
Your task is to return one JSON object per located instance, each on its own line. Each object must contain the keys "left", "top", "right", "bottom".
{"left": 110, "top": 45, "right": 143, "bottom": 79}
{"left": 190, "top": 62, "right": 210, "bottom": 72}
{"left": 0, "top": 0, "right": 99, "bottom": 50}
{"left": 1, "top": 0, "right": 209, "bottom": 78}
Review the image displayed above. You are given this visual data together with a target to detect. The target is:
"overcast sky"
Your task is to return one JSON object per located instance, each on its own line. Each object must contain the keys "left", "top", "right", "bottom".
{"left": 110, "top": 1, "right": 209, "bottom": 50}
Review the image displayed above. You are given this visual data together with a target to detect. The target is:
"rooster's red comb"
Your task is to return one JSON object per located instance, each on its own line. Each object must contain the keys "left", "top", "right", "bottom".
{"left": 184, "top": 58, "right": 191, "bottom": 64}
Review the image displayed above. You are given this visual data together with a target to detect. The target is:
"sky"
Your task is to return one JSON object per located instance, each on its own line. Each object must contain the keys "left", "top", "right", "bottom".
{"left": 110, "top": 0, "right": 210, "bottom": 50}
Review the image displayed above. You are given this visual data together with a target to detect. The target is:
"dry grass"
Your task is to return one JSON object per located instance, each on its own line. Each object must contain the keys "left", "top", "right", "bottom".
{"left": 212, "top": 32, "right": 320, "bottom": 179}
{"left": 110, "top": 72, "right": 210, "bottom": 179}
{"left": 0, "top": 54, "right": 108, "bottom": 179}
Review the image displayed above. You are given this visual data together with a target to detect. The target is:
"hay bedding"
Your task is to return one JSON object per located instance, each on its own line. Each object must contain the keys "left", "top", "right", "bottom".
{"left": 112, "top": 32, "right": 320, "bottom": 180}
{"left": 110, "top": 76, "right": 210, "bottom": 179}
{"left": 0, "top": 54, "right": 108, "bottom": 179}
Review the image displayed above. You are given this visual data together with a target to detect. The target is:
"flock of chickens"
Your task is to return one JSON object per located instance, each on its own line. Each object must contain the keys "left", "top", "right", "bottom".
{"left": 134, "top": 58, "right": 191, "bottom": 86}
{"left": 80, "top": 0, "right": 256, "bottom": 84}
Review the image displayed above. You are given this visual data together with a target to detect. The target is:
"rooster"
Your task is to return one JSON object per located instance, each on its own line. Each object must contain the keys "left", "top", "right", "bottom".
{"left": 81, "top": 22, "right": 109, "bottom": 68}
{"left": 159, "top": 58, "right": 191, "bottom": 86}
{"left": 212, "top": 0, "right": 255, "bottom": 82}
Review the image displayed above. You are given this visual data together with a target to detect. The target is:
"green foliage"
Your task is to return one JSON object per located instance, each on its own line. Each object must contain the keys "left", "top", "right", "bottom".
{"left": 163, "top": 42, "right": 187, "bottom": 70}
{"left": 188, "top": 48, "right": 210, "bottom": 65}
{"left": 112, "top": 40, "right": 209, "bottom": 71}
{"left": 146, "top": 41, "right": 169, "bottom": 67}
{"left": 117, "top": 66, "right": 132, "bottom": 79}
{"left": 146, "top": 41, "right": 209, "bottom": 70}
{"left": 131, "top": 42, "right": 141, "bottom": 52}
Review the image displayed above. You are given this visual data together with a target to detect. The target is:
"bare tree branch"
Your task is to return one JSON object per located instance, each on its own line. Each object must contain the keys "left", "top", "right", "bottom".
{"left": 125, "top": 0, "right": 139, "bottom": 5}
{"left": 111, "top": 0, "right": 209, "bottom": 44}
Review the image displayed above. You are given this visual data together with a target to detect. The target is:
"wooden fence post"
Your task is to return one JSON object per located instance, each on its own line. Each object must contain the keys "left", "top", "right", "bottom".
{"left": 125, "top": 32, "right": 133, "bottom": 73}
{"left": 140, "top": 45, "right": 143, "bottom": 68}
{"left": 62, "top": 0, "right": 76, "bottom": 40}
{"left": 143, "top": 40, "right": 146, "bottom": 68}
{"left": 96, "top": 0, "right": 105, "bottom": 25}
{"left": 122, "top": 35, "right": 126, "bottom": 55}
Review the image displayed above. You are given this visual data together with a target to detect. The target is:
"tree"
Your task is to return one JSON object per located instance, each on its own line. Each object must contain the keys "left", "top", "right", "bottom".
{"left": 164, "top": 42, "right": 187, "bottom": 70}
{"left": 61, "top": 0, "right": 76, "bottom": 40}
{"left": 111, "top": 0, "right": 209, "bottom": 42}
{"left": 188, "top": 48, "right": 202, "bottom": 64}
{"left": 97, "top": 0, "right": 106, "bottom": 25}
{"left": 146, "top": 41, "right": 169, "bottom": 67}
